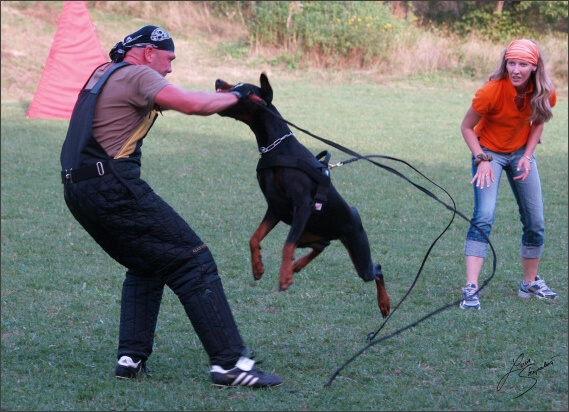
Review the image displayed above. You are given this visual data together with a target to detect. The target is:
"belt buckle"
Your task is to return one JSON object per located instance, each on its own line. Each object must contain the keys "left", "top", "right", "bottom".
{"left": 96, "top": 162, "right": 105, "bottom": 176}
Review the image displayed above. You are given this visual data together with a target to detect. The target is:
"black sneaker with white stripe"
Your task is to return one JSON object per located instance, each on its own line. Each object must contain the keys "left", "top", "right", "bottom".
{"left": 210, "top": 357, "right": 282, "bottom": 388}
{"left": 115, "top": 355, "right": 150, "bottom": 379}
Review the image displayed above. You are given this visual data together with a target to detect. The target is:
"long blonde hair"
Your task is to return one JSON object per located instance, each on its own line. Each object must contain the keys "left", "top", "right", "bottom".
{"left": 488, "top": 42, "right": 555, "bottom": 123}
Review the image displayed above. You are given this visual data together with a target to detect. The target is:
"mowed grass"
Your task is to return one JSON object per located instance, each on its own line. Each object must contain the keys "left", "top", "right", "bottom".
{"left": 1, "top": 77, "right": 567, "bottom": 411}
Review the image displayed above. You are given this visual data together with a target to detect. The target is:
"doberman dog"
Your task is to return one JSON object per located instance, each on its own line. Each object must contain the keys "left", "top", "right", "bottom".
{"left": 215, "top": 73, "right": 391, "bottom": 317}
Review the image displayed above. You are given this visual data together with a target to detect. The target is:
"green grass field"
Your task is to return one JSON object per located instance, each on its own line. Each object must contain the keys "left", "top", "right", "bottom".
{"left": 1, "top": 76, "right": 567, "bottom": 411}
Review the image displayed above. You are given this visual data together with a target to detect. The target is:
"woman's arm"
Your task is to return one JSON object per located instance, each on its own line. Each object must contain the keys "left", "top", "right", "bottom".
{"left": 461, "top": 106, "right": 493, "bottom": 188}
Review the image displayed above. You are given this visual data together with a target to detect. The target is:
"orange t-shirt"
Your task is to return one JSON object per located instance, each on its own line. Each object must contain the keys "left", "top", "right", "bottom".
{"left": 472, "top": 78, "right": 557, "bottom": 153}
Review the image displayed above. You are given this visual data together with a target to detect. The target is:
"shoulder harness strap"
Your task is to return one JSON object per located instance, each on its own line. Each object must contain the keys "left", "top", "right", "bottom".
{"left": 90, "top": 62, "right": 130, "bottom": 95}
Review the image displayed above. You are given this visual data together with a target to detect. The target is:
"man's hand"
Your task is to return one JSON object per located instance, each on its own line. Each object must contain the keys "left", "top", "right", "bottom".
{"left": 228, "top": 83, "right": 252, "bottom": 104}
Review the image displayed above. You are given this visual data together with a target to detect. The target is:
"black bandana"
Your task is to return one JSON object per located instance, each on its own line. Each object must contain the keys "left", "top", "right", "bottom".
{"left": 109, "top": 25, "right": 175, "bottom": 62}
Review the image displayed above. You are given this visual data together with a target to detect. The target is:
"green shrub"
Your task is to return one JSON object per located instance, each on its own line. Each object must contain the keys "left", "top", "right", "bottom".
{"left": 229, "top": 1, "right": 410, "bottom": 68}
{"left": 207, "top": 1, "right": 568, "bottom": 71}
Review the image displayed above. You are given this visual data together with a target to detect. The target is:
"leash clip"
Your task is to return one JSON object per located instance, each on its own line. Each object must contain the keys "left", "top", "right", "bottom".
{"left": 328, "top": 162, "right": 343, "bottom": 169}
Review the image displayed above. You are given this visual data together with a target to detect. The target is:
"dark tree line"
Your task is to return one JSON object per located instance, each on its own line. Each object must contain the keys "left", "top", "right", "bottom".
{"left": 209, "top": 1, "right": 568, "bottom": 40}
{"left": 382, "top": 1, "right": 567, "bottom": 37}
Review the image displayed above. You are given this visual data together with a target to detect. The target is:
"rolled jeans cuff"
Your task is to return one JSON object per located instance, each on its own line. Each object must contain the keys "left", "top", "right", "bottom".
{"left": 464, "top": 239, "right": 488, "bottom": 258}
{"left": 521, "top": 243, "right": 543, "bottom": 259}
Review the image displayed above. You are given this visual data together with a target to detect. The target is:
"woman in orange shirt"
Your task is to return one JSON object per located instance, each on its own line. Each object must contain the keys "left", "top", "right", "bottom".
{"left": 459, "top": 39, "right": 558, "bottom": 310}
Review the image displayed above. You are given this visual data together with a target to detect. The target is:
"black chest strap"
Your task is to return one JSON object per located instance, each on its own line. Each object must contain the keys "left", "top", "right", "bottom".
{"left": 256, "top": 150, "right": 331, "bottom": 211}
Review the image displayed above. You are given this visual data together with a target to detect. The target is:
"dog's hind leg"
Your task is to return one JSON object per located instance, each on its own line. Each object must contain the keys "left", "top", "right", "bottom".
{"left": 340, "top": 207, "right": 391, "bottom": 318}
{"left": 250, "top": 211, "right": 280, "bottom": 281}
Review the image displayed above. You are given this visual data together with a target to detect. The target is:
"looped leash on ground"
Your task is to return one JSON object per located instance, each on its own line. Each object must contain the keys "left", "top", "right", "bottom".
{"left": 249, "top": 99, "right": 497, "bottom": 387}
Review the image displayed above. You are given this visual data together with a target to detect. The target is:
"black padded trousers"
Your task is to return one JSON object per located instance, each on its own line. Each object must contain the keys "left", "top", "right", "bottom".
{"left": 63, "top": 162, "right": 246, "bottom": 367}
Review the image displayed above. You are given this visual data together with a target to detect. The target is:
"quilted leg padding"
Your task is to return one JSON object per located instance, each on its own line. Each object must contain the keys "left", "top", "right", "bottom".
{"left": 118, "top": 273, "right": 164, "bottom": 360}
{"left": 64, "top": 167, "right": 244, "bottom": 365}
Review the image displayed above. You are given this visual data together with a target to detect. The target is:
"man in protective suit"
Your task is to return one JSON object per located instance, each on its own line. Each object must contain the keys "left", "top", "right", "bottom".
{"left": 60, "top": 25, "right": 282, "bottom": 388}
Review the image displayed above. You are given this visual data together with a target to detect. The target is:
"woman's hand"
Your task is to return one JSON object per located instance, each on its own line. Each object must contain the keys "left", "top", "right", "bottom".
{"left": 471, "top": 161, "right": 494, "bottom": 189}
{"left": 514, "top": 156, "right": 532, "bottom": 181}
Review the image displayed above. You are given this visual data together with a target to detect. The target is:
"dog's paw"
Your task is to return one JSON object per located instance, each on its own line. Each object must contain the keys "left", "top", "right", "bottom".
{"left": 278, "top": 281, "right": 293, "bottom": 291}
{"left": 251, "top": 257, "right": 265, "bottom": 280}
{"left": 278, "top": 273, "right": 294, "bottom": 291}
{"left": 379, "top": 302, "right": 391, "bottom": 319}
{"left": 252, "top": 264, "right": 264, "bottom": 280}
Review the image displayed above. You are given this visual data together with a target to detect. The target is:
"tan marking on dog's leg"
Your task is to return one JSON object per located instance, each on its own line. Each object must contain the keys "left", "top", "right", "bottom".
{"left": 375, "top": 276, "right": 391, "bottom": 318}
{"left": 292, "top": 244, "right": 326, "bottom": 273}
{"left": 279, "top": 243, "right": 296, "bottom": 291}
{"left": 250, "top": 220, "right": 277, "bottom": 280}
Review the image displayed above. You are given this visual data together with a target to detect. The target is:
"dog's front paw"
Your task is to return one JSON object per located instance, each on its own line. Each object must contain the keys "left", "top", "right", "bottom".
{"left": 251, "top": 255, "right": 265, "bottom": 280}
{"left": 278, "top": 271, "right": 294, "bottom": 291}
{"left": 278, "top": 281, "right": 293, "bottom": 291}
{"left": 252, "top": 264, "right": 264, "bottom": 280}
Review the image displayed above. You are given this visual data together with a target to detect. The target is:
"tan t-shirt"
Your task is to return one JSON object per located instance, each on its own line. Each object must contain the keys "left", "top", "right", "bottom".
{"left": 85, "top": 63, "right": 170, "bottom": 157}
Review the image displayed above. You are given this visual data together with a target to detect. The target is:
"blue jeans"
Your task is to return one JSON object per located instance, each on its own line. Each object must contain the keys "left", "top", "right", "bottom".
{"left": 464, "top": 146, "right": 544, "bottom": 259}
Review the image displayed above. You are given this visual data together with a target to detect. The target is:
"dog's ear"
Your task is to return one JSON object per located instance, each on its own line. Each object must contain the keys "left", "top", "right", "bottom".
{"left": 259, "top": 73, "right": 273, "bottom": 105}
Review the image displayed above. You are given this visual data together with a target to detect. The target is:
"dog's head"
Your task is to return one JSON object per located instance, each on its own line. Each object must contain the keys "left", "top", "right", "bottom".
{"left": 215, "top": 73, "right": 273, "bottom": 122}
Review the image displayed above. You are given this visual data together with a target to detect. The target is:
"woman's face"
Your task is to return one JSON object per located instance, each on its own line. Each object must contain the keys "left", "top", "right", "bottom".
{"left": 506, "top": 58, "right": 537, "bottom": 91}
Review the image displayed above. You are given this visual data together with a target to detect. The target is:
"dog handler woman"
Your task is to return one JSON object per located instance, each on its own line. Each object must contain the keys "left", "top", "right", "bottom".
{"left": 459, "top": 39, "right": 558, "bottom": 310}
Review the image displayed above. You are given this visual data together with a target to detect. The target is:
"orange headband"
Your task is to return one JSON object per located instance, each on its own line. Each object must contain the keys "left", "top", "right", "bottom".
{"left": 505, "top": 39, "right": 539, "bottom": 65}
